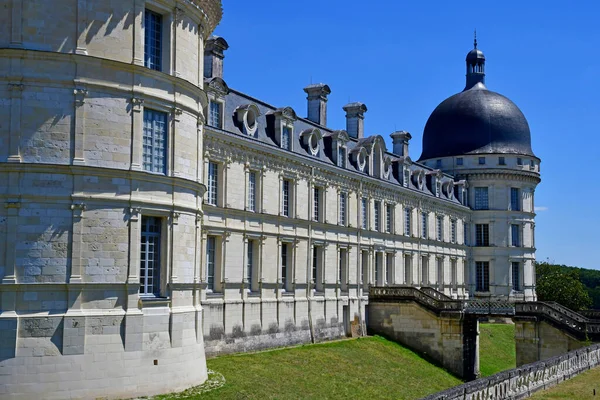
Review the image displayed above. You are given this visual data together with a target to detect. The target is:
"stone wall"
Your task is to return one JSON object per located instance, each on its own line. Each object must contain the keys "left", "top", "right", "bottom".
{"left": 515, "top": 317, "right": 589, "bottom": 367}
{"left": 423, "top": 343, "right": 600, "bottom": 400}
{"left": 366, "top": 301, "right": 478, "bottom": 379}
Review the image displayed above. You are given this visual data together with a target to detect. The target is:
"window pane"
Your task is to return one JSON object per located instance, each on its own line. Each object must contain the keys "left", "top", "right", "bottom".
{"left": 386, "top": 204, "right": 392, "bottom": 233}
{"left": 475, "top": 224, "right": 489, "bottom": 246}
{"left": 511, "top": 224, "right": 520, "bottom": 247}
{"left": 209, "top": 101, "right": 222, "bottom": 129}
{"left": 207, "top": 162, "right": 218, "bottom": 206}
{"left": 339, "top": 193, "right": 347, "bottom": 225}
{"left": 144, "top": 10, "right": 162, "bottom": 71}
{"left": 421, "top": 212, "right": 428, "bottom": 239}
{"left": 140, "top": 216, "right": 161, "bottom": 295}
{"left": 247, "top": 240, "right": 254, "bottom": 285}
{"left": 248, "top": 172, "right": 256, "bottom": 211}
{"left": 281, "top": 126, "right": 291, "bottom": 150}
{"left": 313, "top": 187, "right": 320, "bottom": 221}
{"left": 474, "top": 187, "right": 489, "bottom": 210}
{"left": 143, "top": 109, "right": 167, "bottom": 174}
{"left": 337, "top": 147, "right": 345, "bottom": 168}
{"left": 374, "top": 202, "right": 380, "bottom": 231}
{"left": 206, "top": 236, "right": 216, "bottom": 290}
{"left": 282, "top": 179, "right": 290, "bottom": 216}
{"left": 404, "top": 208, "right": 411, "bottom": 236}
{"left": 511, "top": 188, "right": 520, "bottom": 211}
{"left": 512, "top": 262, "right": 520, "bottom": 290}
{"left": 476, "top": 262, "right": 489, "bottom": 292}
{"left": 281, "top": 243, "right": 288, "bottom": 288}
{"left": 361, "top": 198, "right": 368, "bottom": 229}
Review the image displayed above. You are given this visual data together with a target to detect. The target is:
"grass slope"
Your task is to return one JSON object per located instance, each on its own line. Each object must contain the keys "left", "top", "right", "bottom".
{"left": 478, "top": 323, "right": 516, "bottom": 377}
{"left": 530, "top": 366, "right": 600, "bottom": 399}
{"left": 157, "top": 336, "right": 461, "bottom": 400}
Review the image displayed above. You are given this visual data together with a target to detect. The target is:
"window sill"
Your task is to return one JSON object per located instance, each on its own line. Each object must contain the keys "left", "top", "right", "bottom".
{"left": 139, "top": 296, "right": 170, "bottom": 307}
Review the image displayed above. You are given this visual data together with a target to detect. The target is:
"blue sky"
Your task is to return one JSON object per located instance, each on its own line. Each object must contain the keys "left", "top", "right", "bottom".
{"left": 214, "top": 0, "right": 600, "bottom": 269}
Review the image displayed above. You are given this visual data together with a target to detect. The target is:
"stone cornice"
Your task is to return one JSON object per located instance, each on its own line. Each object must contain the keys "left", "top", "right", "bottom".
{"left": 204, "top": 131, "right": 471, "bottom": 216}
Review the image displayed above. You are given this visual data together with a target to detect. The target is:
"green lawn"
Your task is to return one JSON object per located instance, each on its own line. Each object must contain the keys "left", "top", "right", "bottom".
{"left": 530, "top": 365, "right": 600, "bottom": 399}
{"left": 478, "top": 323, "right": 516, "bottom": 377}
{"left": 156, "top": 336, "right": 461, "bottom": 400}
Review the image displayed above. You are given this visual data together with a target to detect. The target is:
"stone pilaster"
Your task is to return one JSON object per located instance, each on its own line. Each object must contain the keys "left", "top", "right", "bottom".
{"left": 73, "top": 87, "right": 88, "bottom": 165}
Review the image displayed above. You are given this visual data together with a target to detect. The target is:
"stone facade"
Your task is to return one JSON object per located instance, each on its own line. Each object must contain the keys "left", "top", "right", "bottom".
{"left": 0, "top": 1, "right": 221, "bottom": 399}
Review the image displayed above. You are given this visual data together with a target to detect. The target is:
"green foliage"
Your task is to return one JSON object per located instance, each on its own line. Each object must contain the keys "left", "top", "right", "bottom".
{"left": 536, "top": 262, "right": 592, "bottom": 311}
{"left": 478, "top": 324, "right": 516, "bottom": 377}
{"left": 156, "top": 337, "right": 462, "bottom": 400}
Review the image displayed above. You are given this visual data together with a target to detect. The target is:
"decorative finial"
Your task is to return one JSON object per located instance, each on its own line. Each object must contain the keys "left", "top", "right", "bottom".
{"left": 474, "top": 29, "right": 477, "bottom": 49}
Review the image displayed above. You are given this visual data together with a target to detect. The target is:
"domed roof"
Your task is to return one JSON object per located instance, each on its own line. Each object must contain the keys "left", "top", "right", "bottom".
{"left": 419, "top": 43, "right": 535, "bottom": 161}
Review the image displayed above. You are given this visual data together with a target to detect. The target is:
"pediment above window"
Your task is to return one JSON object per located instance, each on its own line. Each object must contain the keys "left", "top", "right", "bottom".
{"left": 204, "top": 77, "right": 230, "bottom": 96}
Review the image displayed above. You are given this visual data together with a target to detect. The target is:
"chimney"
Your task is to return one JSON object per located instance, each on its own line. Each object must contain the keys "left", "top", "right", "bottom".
{"left": 390, "top": 131, "right": 412, "bottom": 157}
{"left": 303, "top": 83, "right": 331, "bottom": 126}
{"left": 343, "top": 102, "right": 367, "bottom": 139}
{"left": 204, "top": 36, "right": 229, "bottom": 79}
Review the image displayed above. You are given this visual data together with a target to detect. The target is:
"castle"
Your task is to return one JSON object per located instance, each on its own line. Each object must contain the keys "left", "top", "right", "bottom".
{"left": 0, "top": 1, "right": 539, "bottom": 398}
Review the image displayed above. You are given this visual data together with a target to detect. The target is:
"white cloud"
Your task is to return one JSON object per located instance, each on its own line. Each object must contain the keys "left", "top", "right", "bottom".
{"left": 534, "top": 206, "right": 549, "bottom": 212}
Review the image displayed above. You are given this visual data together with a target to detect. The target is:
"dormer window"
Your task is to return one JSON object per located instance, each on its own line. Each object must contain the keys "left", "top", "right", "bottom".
{"left": 517, "top": 157, "right": 523, "bottom": 166}
{"left": 436, "top": 181, "right": 442, "bottom": 197}
{"left": 208, "top": 100, "right": 222, "bottom": 129}
{"left": 235, "top": 104, "right": 260, "bottom": 136}
{"left": 337, "top": 146, "right": 346, "bottom": 168}
{"left": 281, "top": 126, "right": 291, "bottom": 150}
{"left": 436, "top": 159, "right": 442, "bottom": 169}
{"left": 383, "top": 157, "right": 392, "bottom": 179}
{"left": 268, "top": 106, "right": 297, "bottom": 151}
{"left": 499, "top": 156, "right": 506, "bottom": 165}
{"left": 456, "top": 157, "right": 463, "bottom": 166}
{"left": 478, "top": 156, "right": 486, "bottom": 165}
{"left": 403, "top": 168, "right": 410, "bottom": 187}
{"left": 301, "top": 128, "right": 322, "bottom": 157}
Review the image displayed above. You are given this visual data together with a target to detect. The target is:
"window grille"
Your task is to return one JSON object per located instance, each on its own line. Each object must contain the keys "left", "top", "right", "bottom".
{"left": 474, "top": 187, "right": 489, "bottom": 210}
{"left": 207, "top": 162, "right": 218, "bottom": 206}
{"left": 247, "top": 171, "right": 256, "bottom": 211}
{"left": 144, "top": 9, "right": 162, "bottom": 71}
{"left": 476, "top": 261, "right": 490, "bottom": 292}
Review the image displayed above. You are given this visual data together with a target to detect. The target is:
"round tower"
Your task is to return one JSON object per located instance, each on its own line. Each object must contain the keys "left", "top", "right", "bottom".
{"left": 419, "top": 40, "right": 541, "bottom": 302}
{"left": 0, "top": 1, "right": 221, "bottom": 398}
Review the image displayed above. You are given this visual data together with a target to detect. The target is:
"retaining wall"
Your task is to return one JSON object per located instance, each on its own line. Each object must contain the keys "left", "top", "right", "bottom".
{"left": 423, "top": 343, "right": 600, "bottom": 400}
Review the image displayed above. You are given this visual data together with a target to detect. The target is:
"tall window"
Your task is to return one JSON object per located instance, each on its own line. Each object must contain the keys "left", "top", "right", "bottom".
{"left": 144, "top": 9, "right": 162, "bottom": 71}
{"left": 404, "top": 208, "right": 411, "bottom": 236}
{"left": 436, "top": 215, "right": 443, "bottom": 241}
{"left": 339, "top": 192, "right": 347, "bottom": 226}
{"left": 437, "top": 258, "right": 444, "bottom": 287}
{"left": 281, "top": 243, "right": 288, "bottom": 290}
{"left": 476, "top": 261, "right": 490, "bottom": 292}
{"left": 208, "top": 101, "right": 222, "bottom": 129}
{"left": 475, "top": 224, "right": 490, "bottom": 246}
{"left": 143, "top": 109, "right": 167, "bottom": 174}
{"left": 451, "top": 259, "right": 458, "bottom": 288}
{"left": 464, "top": 223, "right": 469, "bottom": 245}
{"left": 361, "top": 250, "right": 369, "bottom": 285}
{"left": 337, "top": 146, "right": 346, "bottom": 168}
{"left": 361, "top": 197, "right": 368, "bottom": 229}
{"left": 374, "top": 201, "right": 381, "bottom": 231}
{"left": 312, "top": 245, "right": 323, "bottom": 291}
{"left": 282, "top": 179, "right": 291, "bottom": 217}
{"left": 421, "top": 256, "right": 428, "bottom": 285}
{"left": 421, "top": 212, "right": 428, "bottom": 239}
{"left": 313, "top": 187, "right": 321, "bottom": 222}
{"left": 511, "top": 224, "right": 520, "bottom": 247}
{"left": 339, "top": 248, "right": 348, "bottom": 289}
{"left": 206, "top": 236, "right": 216, "bottom": 291}
{"left": 510, "top": 188, "right": 520, "bottom": 211}
{"left": 140, "top": 216, "right": 161, "bottom": 296}
{"left": 386, "top": 253, "right": 394, "bottom": 284}
{"left": 246, "top": 240, "right": 254, "bottom": 289}
{"left": 512, "top": 262, "right": 520, "bottom": 291}
{"left": 247, "top": 171, "right": 256, "bottom": 212}
{"left": 375, "top": 253, "right": 382, "bottom": 285}
{"left": 386, "top": 204, "right": 393, "bottom": 233}
{"left": 206, "top": 161, "right": 218, "bottom": 206}
{"left": 404, "top": 254, "right": 412, "bottom": 284}
{"left": 451, "top": 219, "right": 457, "bottom": 243}
{"left": 474, "top": 187, "right": 489, "bottom": 210}
{"left": 281, "top": 126, "right": 291, "bottom": 150}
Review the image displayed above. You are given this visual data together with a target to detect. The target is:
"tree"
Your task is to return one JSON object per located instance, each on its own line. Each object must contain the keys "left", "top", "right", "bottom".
{"left": 536, "top": 262, "right": 592, "bottom": 311}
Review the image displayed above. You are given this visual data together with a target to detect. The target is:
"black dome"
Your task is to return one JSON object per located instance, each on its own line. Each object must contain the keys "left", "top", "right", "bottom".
{"left": 419, "top": 82, "right": 535, "bottom": 160}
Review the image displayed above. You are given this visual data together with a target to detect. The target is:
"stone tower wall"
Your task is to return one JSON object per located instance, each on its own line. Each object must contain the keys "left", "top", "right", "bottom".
{"left": 0, "top": 1, "right": 222, "bottom": 399}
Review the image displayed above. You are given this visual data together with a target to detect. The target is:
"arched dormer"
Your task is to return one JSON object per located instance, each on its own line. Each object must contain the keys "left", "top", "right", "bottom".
{"left": 350, "top": 146, "right": 369, "bottom": 173}
{"left": 300, "top": 128, "right": 323, "bottom": 157}
{"left": 235, "top": 103, "right": 261, "bottom": 136}
{"left": 367, "top": 135, "right": 388, "bottom": 179}
{"left": 324, "top": 130, "right": 350, "bottom": 168}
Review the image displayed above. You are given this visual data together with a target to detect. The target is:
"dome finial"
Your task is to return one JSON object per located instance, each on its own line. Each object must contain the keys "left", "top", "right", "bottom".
{"left": 474, "top": 29, "right": 477, "bottom": 49}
